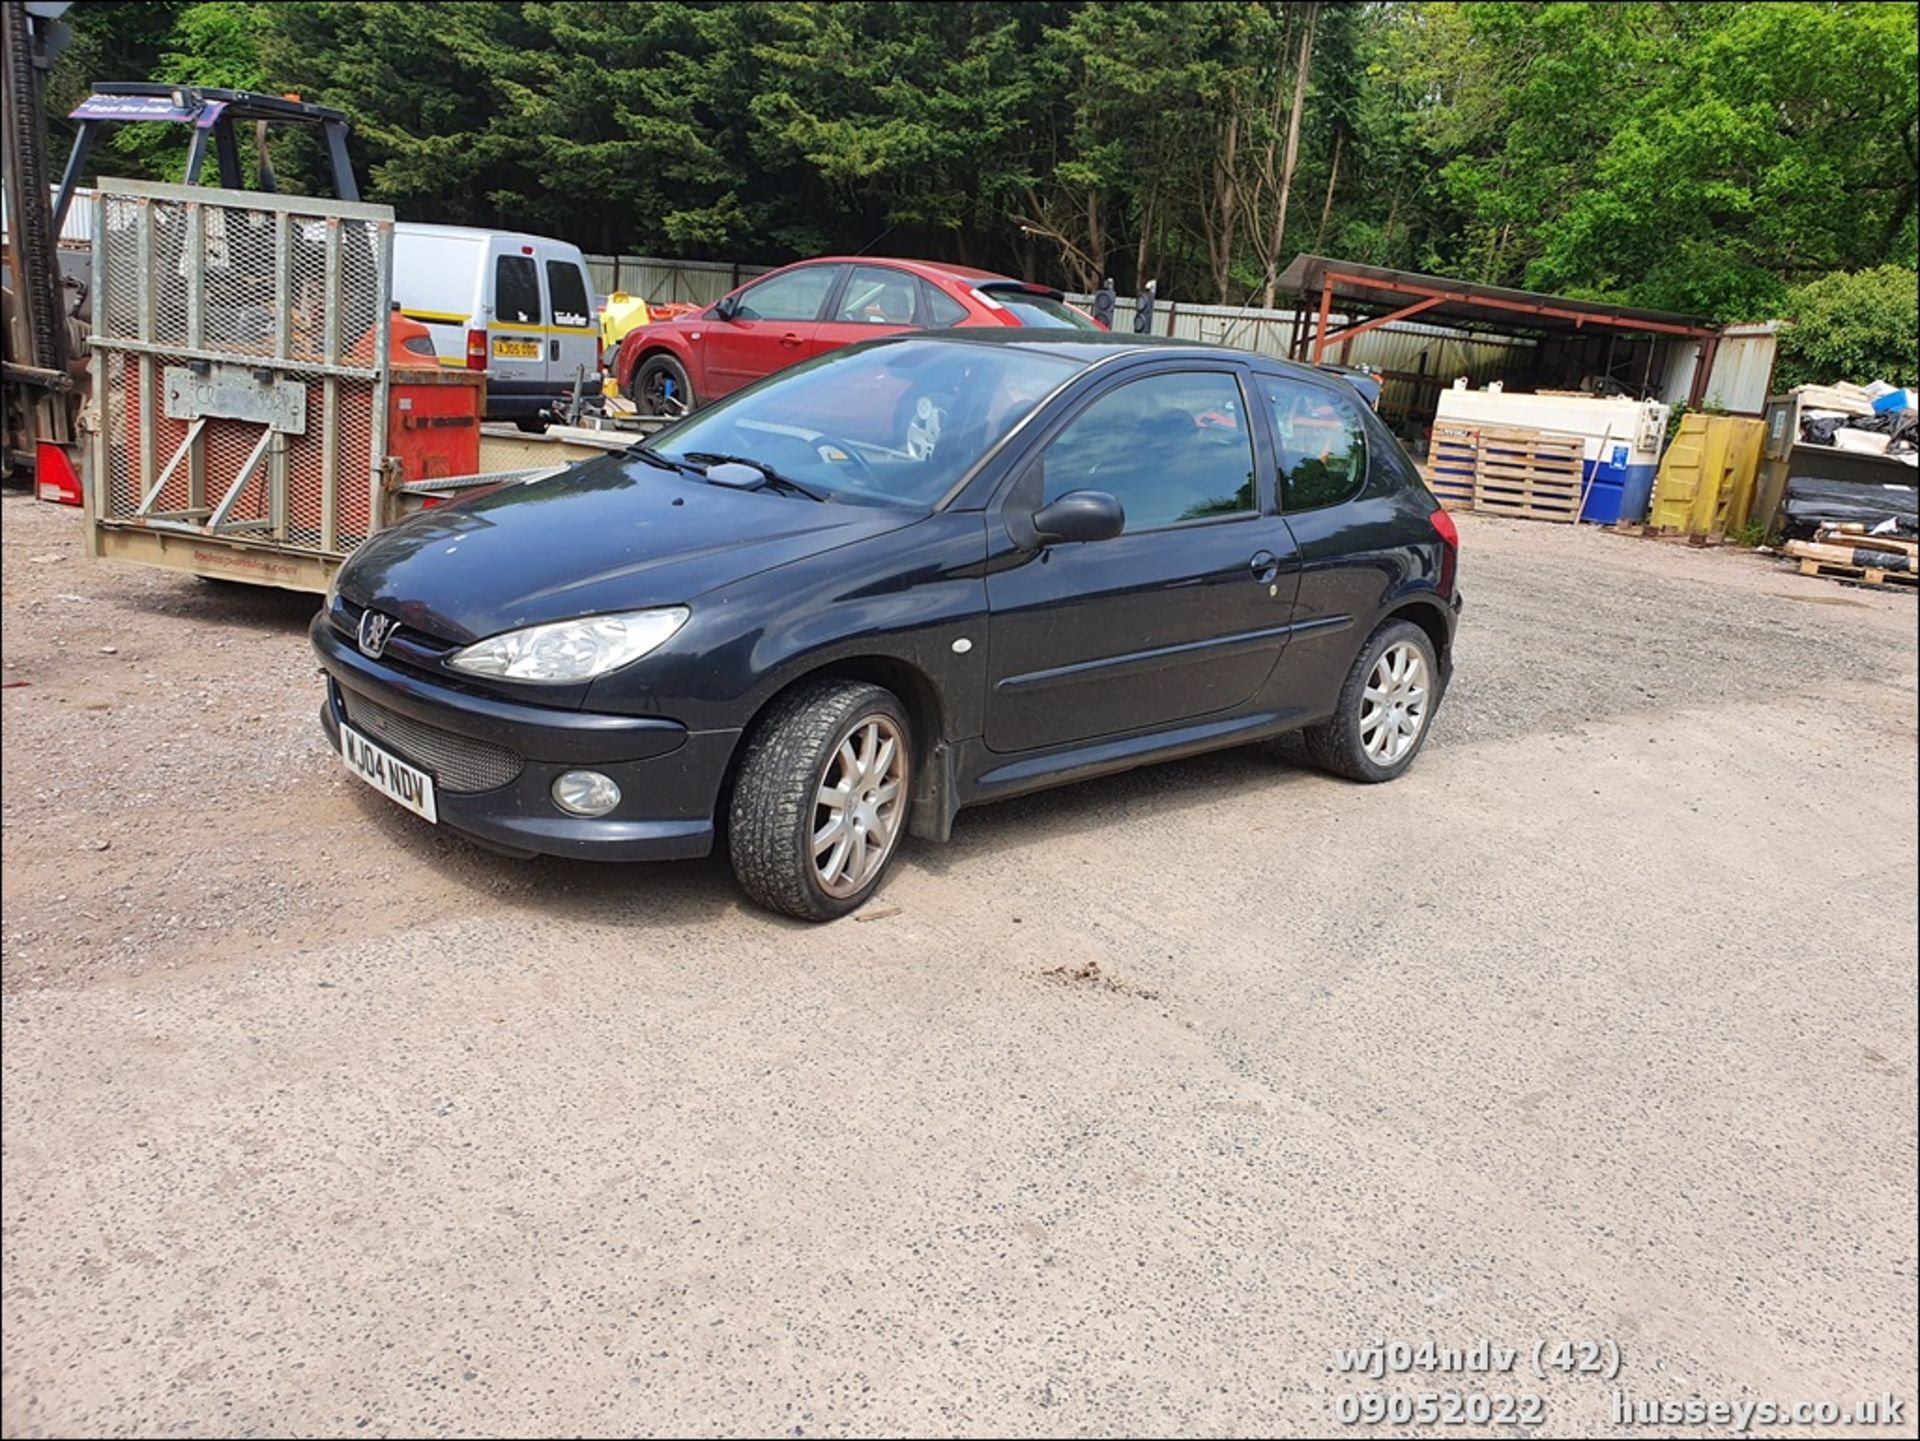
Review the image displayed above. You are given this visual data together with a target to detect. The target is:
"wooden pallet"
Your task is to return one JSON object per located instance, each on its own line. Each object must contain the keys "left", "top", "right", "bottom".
{"left": 1796, "top": 558, "right": 1918, "bottom": 589}
{"left": 1426, "top": 423, "right": 1479, "bottom": 512}
{"left": 1470, "top": 427, "right": 1584, "bottom": 522}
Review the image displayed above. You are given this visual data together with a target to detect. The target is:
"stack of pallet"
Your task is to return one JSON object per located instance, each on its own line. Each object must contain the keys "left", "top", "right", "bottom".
{"left": 1421, "top": 423, "right": 1585, "bottom": 523}
{"left": 1784, "top": 524, "right": 1918, "bottom": 589}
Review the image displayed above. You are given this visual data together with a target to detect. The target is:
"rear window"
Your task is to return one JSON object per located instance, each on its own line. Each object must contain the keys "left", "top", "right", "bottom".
{"left": 545, "top": 260, "right": 591, "bottom": 329}
{"left": 495, "top": 255, "right": 541, "bottom": 326}
{"left": 980, "top": 291, "right": 1099, "bottom": 329}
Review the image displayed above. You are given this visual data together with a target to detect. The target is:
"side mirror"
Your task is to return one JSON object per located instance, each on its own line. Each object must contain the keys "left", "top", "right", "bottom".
{"left": 1032, "top": 489, "right": 1125, "bottom": 545}
{"left": 713, "top": 294, "right": 741, "bottom": 321}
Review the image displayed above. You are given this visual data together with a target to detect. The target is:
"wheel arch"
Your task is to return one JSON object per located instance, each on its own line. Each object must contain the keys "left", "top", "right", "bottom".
{"left": 619, "top": 335, "right": 693, "bottom": 391}
{"left": 1380, "top": 593, "right": 1453, "bottom": 667}
{"left": 716, "top": 653, "right": 955, "bottom": 849}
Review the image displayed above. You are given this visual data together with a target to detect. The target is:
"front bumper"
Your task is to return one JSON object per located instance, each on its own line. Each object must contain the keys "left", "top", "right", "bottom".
{"left": 312, "top": 615, "right": 737, "bottom": 861}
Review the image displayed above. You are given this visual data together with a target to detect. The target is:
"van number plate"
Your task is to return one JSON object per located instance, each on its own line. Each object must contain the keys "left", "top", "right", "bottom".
{"left": 339, "top": 723, "right": 438, "bottom": 824}
{"left": 492, "top": 338, "right": 540, "bottom": 359}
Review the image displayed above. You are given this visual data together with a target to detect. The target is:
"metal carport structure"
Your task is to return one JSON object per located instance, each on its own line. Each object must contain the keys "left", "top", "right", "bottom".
{"left": 1274, "top": 254, "right": 1728, "bottom": 410}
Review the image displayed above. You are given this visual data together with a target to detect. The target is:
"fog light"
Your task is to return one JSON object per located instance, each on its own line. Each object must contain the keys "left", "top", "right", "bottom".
{"left": 551, "top": 770, "right": 621, "bottom": 817}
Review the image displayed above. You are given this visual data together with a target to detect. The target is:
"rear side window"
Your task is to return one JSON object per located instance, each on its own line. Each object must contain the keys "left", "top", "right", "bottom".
{"left": 494, "top": 254, "right": 541, "bottom": 325}
{"left": 1041, "top": 371, "right": 1255, "bottom": 530}
{"left": 983, "top": 291, "right": 1099, "bottom": 329}
{"left": 1262, "top": 376, "right": 1367, "bottom": 511}
{"left": 834, "top": 265, "right": 920, "bottom": 325}
{"left": 545, "top": 260, "right": 590, "bottom": 329}
{"left": 921, "top": 284, "right": 969, "bottom": 328}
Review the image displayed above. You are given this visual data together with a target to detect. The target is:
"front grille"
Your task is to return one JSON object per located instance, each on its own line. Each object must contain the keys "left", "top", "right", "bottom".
{"left": 341, "top": 691, "right": 524, "bottom": 794}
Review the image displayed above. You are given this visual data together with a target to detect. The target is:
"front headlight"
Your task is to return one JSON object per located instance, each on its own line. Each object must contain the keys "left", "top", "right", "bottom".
{"left": 324, "top": 561, "right": 345, "bottom": 612}
{"left": 446, "top": 607, "right": 688, "bottom": 684}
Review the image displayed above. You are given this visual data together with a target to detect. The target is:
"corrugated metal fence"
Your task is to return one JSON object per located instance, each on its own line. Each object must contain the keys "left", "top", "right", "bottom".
{"left": 1065, "top": 293, "right": 1535, "bottom": 428}
{"left": 582, "top": 253, "right": 773, "bottom": 307}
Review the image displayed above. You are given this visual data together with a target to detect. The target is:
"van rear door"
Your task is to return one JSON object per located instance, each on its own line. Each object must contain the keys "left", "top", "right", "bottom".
{"left": 540, "top": 245, "right": 598, "bottom": 392}
{"left": 489, "top": 244, "right": 547, "bottom": 407}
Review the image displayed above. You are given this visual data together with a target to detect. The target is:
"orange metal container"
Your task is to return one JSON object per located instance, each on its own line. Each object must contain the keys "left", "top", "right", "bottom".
{"left": 389, "top": 369, "right": 484, "bottom": 483}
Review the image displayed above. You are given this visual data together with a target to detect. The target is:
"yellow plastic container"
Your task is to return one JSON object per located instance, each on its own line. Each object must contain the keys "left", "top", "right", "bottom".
{"left": 1648, "top": 415, "right": 1767, "bottom": 536}
{"left": 599, "top": 292, "right": 652, "bottom": 357}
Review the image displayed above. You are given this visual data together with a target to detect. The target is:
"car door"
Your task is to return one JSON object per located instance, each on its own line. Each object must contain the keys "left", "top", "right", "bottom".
{"left": 1254, "top": 370, "right": 1389, "bottom": 706}
{"left": 541, "top": 248, "right": 598, "bottom": 391}
{"left": 698, "top": 264, "right": 842, "bottom": 398}
{"left": 488, "top": 246, "right": 546, "bottom": 387}
{"left": 982, "top": 365, "right": 1300, "bottom": 754}
{"left": 809, "top": 263, "right": 925, "bottom": 359}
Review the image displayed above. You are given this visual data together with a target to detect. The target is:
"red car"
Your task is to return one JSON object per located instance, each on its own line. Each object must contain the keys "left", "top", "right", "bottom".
{"left": 611, "top": 257, "right": 1101, "bottom": 416}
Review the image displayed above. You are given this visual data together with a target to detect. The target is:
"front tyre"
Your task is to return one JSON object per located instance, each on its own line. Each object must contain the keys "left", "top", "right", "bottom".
{"left": 729, "top": 680, "right": 912, "bottom": 920}
{"left": 1304, "top": 619, "right": 1440, "bottom": 783}
{"left": 629, "top": 353, "right": 695, "bottom": 417}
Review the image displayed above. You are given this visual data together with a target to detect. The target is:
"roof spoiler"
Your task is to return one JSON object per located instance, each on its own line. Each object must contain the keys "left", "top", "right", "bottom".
{"left": 974, "top": 280, "right": 1067, "bottom": 302}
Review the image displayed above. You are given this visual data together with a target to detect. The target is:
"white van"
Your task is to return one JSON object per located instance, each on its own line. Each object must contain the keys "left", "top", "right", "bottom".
{"left": 392, "top": 223, "right": 598, "bottom": 426}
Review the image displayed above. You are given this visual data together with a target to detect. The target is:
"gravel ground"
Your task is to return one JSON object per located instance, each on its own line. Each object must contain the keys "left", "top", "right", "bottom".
{"left": 2, "top": 490, "right": 1916, "bottom": 1437}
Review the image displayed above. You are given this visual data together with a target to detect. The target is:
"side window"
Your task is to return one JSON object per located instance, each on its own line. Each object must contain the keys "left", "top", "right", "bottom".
{"left": 734, "top": 266, "right": 839, "bottom": 322}
{"left": 494, "top": 254, "right": 541, "bottom": 326}
{"left": 921, "top": 283, "right": 969, "bottom": 328}
{"left": 1041, "top": 371, "right": 1255, "bottom": 530}
{"left": 834, "top": 265, "right": 920, "bottom": 325}
{"left": 1262, "top": 376, "right": 1367, "bottom": 511}
{"left": 544, "top": 260, "right": 590, "bottom": 329}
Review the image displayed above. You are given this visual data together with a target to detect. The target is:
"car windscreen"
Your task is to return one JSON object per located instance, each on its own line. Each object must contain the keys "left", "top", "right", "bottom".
{"left": 983, "top": 292, "right": 1100, "bottom": 330}
{"left": 644, "top": 340, "right": 1082, "bottom": 508}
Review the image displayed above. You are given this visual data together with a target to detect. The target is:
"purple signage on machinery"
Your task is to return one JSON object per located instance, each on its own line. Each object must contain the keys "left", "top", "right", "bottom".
{"left": 69, "top": 94, "right": 228, "bottom": 130}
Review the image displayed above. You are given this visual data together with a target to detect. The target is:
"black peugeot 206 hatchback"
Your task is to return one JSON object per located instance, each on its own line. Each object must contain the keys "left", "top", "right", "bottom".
{"left": 315, "top": 332, "right": 1462, "bottom": 919}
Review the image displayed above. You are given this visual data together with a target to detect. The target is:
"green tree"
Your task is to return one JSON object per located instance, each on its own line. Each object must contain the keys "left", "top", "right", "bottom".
{"left": 1772, "top": 266, "right": 1920, "bottom": 389}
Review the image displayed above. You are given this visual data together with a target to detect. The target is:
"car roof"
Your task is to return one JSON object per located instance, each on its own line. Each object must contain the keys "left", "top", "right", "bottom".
{"left": 395, "top": 221, "right": 578, "bottom": 253}
{"left": 778, "top": 256, "right": 1019, "bottom": 285}
{"left": 840, "top": 328, "right": 1372, "bottom": 392}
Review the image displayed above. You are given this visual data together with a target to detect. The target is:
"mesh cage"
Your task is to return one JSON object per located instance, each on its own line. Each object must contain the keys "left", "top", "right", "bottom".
{"left": 91, "top": 181, "right": 395, "bottom": 556}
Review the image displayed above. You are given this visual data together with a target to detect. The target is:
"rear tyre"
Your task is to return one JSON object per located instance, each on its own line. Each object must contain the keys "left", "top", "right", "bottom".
{"left": 629, "top": 353, "right": 695, "bottom": 418}
{"left": 1303, "top": 619, "right": 1440, "bottom": 783}
{"left": 729, "top": 680, "right": 912, "bottom": 921}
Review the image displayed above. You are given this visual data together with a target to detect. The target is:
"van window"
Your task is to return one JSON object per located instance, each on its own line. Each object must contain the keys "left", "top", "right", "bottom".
{"left": 495, "top": 255, "right": 541, "bottom": 326}
{"left": 545, "top": 260, "right": 590, "bottom": 329}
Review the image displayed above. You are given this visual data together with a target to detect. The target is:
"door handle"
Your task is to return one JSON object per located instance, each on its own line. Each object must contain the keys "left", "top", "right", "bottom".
{"left": 1249, "top": 550, "right": 1281, "bottom": 585}
{"left": 779, "top": 332, "right": 804, "bottom": 348}
{"left": 548, "top": 339, "right": 559, "bottom": 361}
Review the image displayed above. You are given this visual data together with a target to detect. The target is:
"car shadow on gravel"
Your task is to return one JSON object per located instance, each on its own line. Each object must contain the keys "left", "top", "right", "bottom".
{"left": 906, "top": 737, "right": 1324, "bottom": 876}
{"left": 343, "top": 735, "right": 1333, "bottom": 928}
{"left": 109, "top": 578, "right": 323, "bottom": 633}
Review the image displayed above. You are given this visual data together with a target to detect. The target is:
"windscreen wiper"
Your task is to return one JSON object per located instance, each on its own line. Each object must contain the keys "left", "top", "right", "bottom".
{"left": 681, "top": 451, "right": 830, "bottom": 503}
{"left": 628, "top": 445, "right": 707, "bottom": 478}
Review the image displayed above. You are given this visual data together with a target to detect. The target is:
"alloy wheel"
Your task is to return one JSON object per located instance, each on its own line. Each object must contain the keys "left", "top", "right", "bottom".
{"left": 812, "top": 715, "right": 908, "bottom": 898}
{"left": 1360, "top": 641, "right": 1429, "bottom": 765}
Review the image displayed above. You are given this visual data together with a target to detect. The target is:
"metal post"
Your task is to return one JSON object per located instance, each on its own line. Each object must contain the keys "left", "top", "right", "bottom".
{"left": 185, "top": 201, "right": 207, "bottom": 513}
{"left": 135, "top": 198, "right": 155, "bottom": 510}
{"left": 273, "top": 210, "right": 291, "bottom": 362}
{"left": 1688, "top": 335, "right": 1720, "bottom": 410}
{"left": 320, "top": 218, "right": 341, "bottom": 552}
{"left": 368, "top": 217, "right": 395, "bottom": 537}
{"left": 88, "top": 189, "right": 108, "bottom": 519}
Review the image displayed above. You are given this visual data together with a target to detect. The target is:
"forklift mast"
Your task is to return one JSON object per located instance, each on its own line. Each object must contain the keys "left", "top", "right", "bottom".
{"left": 52, "top": 82, "right": 360, "bottom": 237}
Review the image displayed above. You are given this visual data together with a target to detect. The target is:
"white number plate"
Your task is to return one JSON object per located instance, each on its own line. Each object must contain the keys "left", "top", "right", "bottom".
{"left": 339, "top": 722, "right": 438, "bottom": 824}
